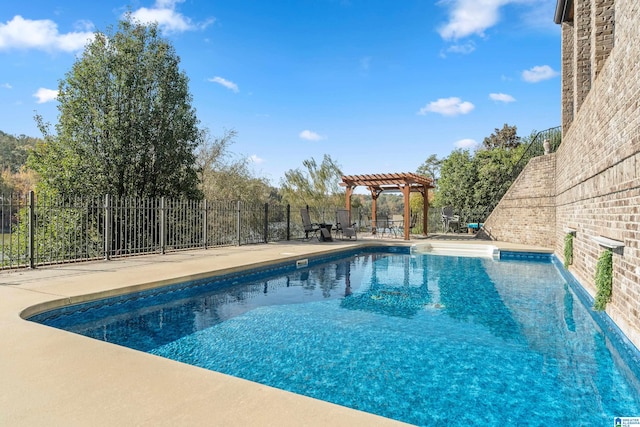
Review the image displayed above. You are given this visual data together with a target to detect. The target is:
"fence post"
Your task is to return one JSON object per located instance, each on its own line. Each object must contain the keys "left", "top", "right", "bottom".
{"left": 160, "top": 197, "right": 166, "bottom": 254}
{"left": 202, "top": 199, "right": 208, "bottom": 249}
{"left": 28, "top": 190, "right": 35, "bottom": 268}
{"left": 263, "top": 203, "right": 269, "bottom": 243}
{"left": 286, "top": 204, "right": 291, "bottom": 241}
{"left": 104, "top": 194, "right": 111, "bottom": 260}
{"left": 236, "top": 200, "right": 241, "bottom": 246}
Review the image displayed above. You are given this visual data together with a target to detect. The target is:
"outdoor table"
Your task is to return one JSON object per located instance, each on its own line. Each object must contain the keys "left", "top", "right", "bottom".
{"left": 319, "top": 223, "right": 333, "bottom": 241}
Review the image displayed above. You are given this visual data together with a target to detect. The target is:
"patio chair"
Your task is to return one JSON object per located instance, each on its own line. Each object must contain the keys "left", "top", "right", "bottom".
{"left": 335, "top": 209, "right": 357, "bottom": 240}
{"left": 398, "top": 212, "right": 417, "bottom": 235}
{"left": 300, "top": 208, "right": 321, "bottom": 240}
{"left": 375, "top": 215, "right": 390, "bottom": 238}
{"left": 389, "top": 215, "right": 403, "bottom": 237}
{"left": 441, "top": 206, "right": 460, "bottom": 233}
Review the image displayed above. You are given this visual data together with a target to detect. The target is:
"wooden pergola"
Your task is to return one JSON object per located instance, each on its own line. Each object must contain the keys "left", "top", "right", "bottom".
{"left": 340, "top": 172, "right": 435, "bottom": 240}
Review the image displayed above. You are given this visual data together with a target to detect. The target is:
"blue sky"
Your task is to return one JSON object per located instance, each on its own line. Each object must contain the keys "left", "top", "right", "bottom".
{"left": 0, "top": 0, "right": 561, "bottom": 186}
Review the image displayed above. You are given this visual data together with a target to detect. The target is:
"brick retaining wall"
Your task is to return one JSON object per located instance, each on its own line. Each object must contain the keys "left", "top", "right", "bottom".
{"left": 481, "top": 155, "right": 556, "bottom": 248}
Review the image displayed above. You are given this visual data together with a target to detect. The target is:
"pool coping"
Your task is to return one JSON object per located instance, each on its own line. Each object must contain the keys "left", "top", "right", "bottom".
{"left": 0, "top": 238, "right": 553, "bottom": 426}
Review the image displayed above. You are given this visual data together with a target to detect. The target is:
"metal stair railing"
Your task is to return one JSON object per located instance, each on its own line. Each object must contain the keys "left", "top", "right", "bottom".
{"left": 486, "top": 126, "right": 562, "bottom": 215}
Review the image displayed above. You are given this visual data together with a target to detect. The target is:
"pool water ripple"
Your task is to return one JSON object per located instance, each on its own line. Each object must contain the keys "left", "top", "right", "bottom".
{"left": 30, "top": 251, "right": 640, "bottom": 426}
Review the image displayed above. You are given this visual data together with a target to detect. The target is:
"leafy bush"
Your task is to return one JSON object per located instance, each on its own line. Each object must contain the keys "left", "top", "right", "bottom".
{"left": 563, "top": 233, "right": 573, "bottom": 268}
{"left": 593, "top": 249, "right": 613, "bottom": 311}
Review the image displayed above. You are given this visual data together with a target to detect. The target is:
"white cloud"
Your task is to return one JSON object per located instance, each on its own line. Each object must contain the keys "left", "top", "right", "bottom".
{"left": 0, "top": 15, "right": 94, "bottom": 52}
{"left": 1, "top": 83, "right": 12, "bottom": 89}
{"left": 522, "top": 65, "right": 559, "bottom": 82}
{"left": 208, "top": 76, "right": 239, "bottom": 93}
{"left": 249, "top": 154, "right": 264, "bottom": 164}
{"left": 437, "top": 1, "right": 558, "bottom": 42}
{"left": 445, "top": 41, "right": 476, "bottom": 55}
{"left": 489, "top": 93, "right": 516, "bottom": 103}
{"left": 130, "top": 7, "right": 191, "bottom": 33}
{"left": 299, "top": 130, "right": 326, "bottom": 141}
{"left": 33, "top": 88, "right": 58, "bottom": 103}
{"left": 417, "top": 97, "right": 475, "bottom": 116}
{"left": 129, "top": 0, "right": 214, "bottom": 33}
{"left": 455, "top": 138, "right": 478, "bottom": 149}
{"left": 438, "top": 0, "right": 510, "bottom": 40}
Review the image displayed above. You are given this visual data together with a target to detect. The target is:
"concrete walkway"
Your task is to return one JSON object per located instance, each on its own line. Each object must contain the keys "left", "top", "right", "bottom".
{"left": 0, "top": 237, "right": 551, "bottom": 426}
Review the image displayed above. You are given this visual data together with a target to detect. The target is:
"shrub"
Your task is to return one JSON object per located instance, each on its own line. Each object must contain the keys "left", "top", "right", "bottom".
{"left": 593, "top": 249, "right": 613, "bottom": 311}
{"left": 563, "top": 233, "right": 573, "bottom": 268}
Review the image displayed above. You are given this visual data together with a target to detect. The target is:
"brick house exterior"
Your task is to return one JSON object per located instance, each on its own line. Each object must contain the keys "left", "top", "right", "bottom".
{"left": 482, "top": 0, "right": 640, "bottom": 348}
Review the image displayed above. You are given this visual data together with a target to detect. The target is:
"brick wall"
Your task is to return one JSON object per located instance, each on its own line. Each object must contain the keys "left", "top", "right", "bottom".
{"left": 561, "top": 23, "right": 574, "bottom": 130}
{"left": 485, "top": 0, "right": 640, "bottom": 349}
{"left": 481, "top": 154, "right": 556, "bottom": 248}
{"left": 574, "top": 0, "right": 592, "bottom": 112}
{"left": 592, "top": 0, "right": 615, "bottom": 79}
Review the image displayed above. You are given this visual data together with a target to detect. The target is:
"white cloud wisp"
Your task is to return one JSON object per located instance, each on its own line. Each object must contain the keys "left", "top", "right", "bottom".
{"left": 129, "top": 0, "right": 214, "bottom": 33}
{"left": 489, "top": 93, "right": 516, "bottom": 103}
{"left": 418, "top": 97, "right": 475, "bottom": 117}
{"left": 33, "top": 88, "right": 58, "bottom": 103}
{"left": 522, "top": 65, "right": 559, "bottom": 83}
{"left": 438, "top": 0, "right": 509, "bottom": 41}
{"left": 455, "top": 138, "right": 477, "bottom": 149}
{"left": 209, "top": 76, "right": 239, "bottom": 93}
{"left": 249, "top": 154, "right": 264, "bottom": 164}
{"left": 299, "top": 130, "right": 326, "bottom": 141}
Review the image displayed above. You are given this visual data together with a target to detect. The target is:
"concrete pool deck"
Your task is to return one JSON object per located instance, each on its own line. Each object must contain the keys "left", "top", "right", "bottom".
{"left": 0, "top": 237, "right": 552, "bottom": 426}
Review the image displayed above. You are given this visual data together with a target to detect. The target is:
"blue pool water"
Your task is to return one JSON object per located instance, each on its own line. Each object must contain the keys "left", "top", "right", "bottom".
{"left": 30, "top": 249, "right": 640, "bottom": 426}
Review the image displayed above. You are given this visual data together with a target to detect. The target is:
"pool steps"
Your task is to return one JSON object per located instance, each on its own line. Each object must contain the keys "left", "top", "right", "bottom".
{"left": 410, "top": 242, "right": 500, "bottom": 260}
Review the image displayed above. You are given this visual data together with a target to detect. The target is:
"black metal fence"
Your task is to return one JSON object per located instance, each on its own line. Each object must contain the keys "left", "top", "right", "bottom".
{"left": 0, "top": 194, "right": 448, "bottom": 270}
{"left": 0, "top": 193, "right": 299, "bottom": 269}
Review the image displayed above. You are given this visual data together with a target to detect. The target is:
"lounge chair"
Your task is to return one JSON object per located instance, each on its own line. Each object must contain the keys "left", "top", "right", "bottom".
{"left": 335, "top": 209, "right": 357, "bottom": 240}
{"left": 441, "top": 206, "right": 460, "bottom": 233}
{"left": 300, "top": 208, "right": 321, "bottom": 240}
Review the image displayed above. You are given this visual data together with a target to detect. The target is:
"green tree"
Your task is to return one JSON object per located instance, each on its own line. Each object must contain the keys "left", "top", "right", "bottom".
{"left": 482, "top": 123, "right": 520, "bottom": 150}
{"left": 0, "top": 131, "right": 38, "bottom": 173}
{"left": 433, "top": 149, "right": 477, "bottom": 214}
{"left": 433, "top": 123, "right": 530, "bottom": 224}
{"left": 434, "top": 146, "right": 527, "bottom": 222}
{"left": 472, "top": 146, "right": 526, "bottom": 221}
{"left": 376, "top": 194, "right": 403, "bottom": 216}
{"left": 196, "top": 128, "right": 274, "bottom": 203}
{"left": 29, "top": 18, "right": 201, "bottom": 199}
{"left": 416, "top": 154, "right": 442, "bottom": 182}
{"left": 280, "top": 154, "right": 344, "bottom": 210}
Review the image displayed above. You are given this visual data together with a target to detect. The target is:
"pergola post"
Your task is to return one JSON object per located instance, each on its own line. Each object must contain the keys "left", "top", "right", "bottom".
{"left": 345, "top": 185, "right": 354, "bottom": 218}
{"left": 345, "top": 186, "right": 352, "bottom": 210}
{"left": 370, "top": 188, "right": 380, "bottom": 234}
{"left": 402, "top": 184, "right": 411, "bottom": 240}
{"left": 421, "top": 188, "right": 429, "bottom": 236}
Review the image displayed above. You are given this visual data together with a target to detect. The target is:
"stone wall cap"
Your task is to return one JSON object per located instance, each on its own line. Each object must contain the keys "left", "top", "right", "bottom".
{"left": 591, "top": 235, "right": 624, "bottom": 249}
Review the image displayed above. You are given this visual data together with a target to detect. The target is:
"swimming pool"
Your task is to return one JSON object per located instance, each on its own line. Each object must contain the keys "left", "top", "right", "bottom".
{"left": 29, "top": 247, "right": 640, "bottom": 426}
